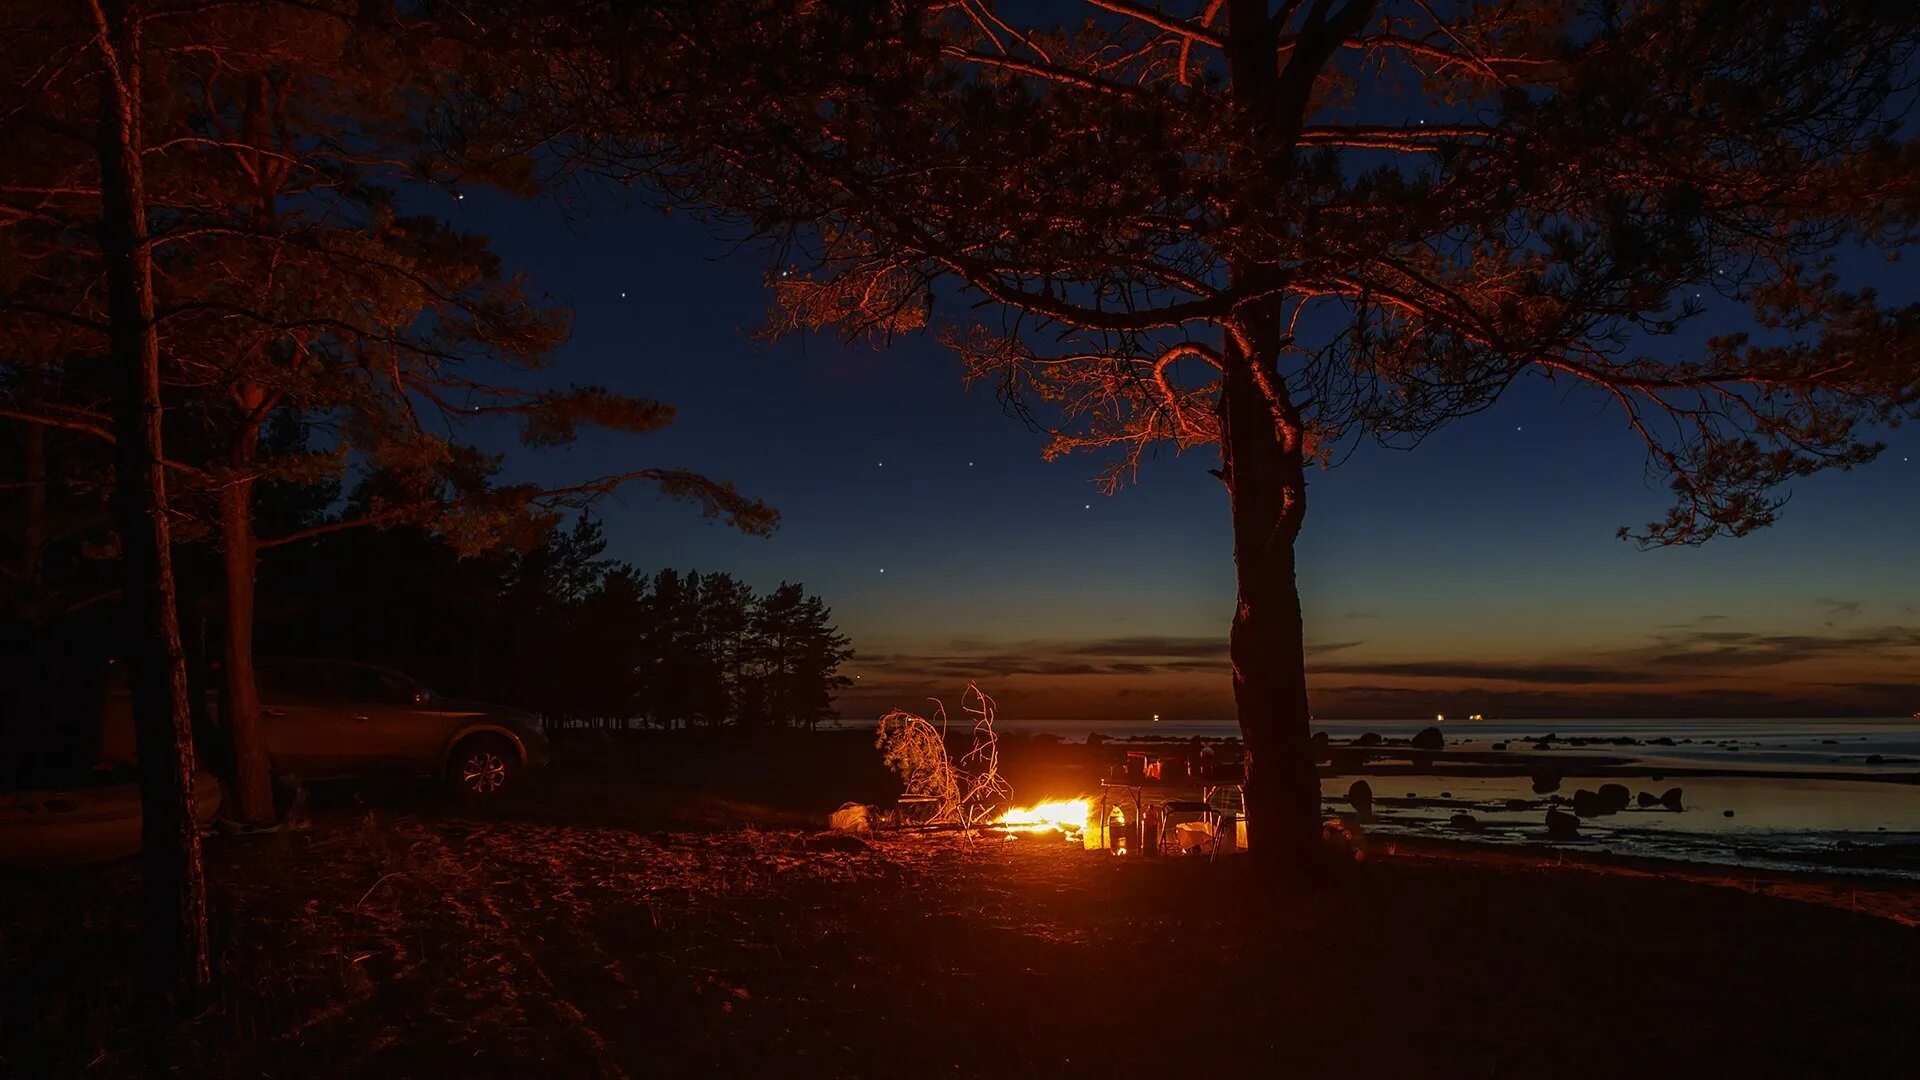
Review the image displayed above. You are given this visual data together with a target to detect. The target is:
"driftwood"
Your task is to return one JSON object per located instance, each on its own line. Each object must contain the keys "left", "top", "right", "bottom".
{"left": 875, "top": 684, "right": 1010, "bottom": 828}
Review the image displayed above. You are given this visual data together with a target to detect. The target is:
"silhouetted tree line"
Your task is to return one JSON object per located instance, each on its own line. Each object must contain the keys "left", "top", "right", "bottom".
{"left": 257, "top": 513, "right": 853, "bottom": 733}
{"left": 0, "top": 428, "right": 853, "bottom": 784}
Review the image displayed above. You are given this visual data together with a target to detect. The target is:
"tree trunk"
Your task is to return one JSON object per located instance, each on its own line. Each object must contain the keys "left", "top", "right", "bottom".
{"left": 22, "top": 422, "right": 45, "bottom": 587}
{"left": 95, "top": 0, "right": 212, "bottom": 997}
{"left": 1218, "top": 351, "right": 1321, "bottom": 872}
{"left": 219, "top": 455, "right": 275, "bottom": 823}
{"left": 1214, "top": 1, "right": 1321, "bottom": 871}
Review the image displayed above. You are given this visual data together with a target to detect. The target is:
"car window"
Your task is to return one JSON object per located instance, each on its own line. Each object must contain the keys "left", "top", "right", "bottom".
{"left": 259, "top": 662, "right": 336, "bottom": 703}
{"left": 348, "top": 666, "right": 426, "bottom": 706}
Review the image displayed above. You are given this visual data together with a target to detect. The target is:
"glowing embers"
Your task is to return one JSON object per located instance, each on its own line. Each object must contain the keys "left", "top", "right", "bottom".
{"left": 993, "top": 799, "right": 1091, "bottom": 835}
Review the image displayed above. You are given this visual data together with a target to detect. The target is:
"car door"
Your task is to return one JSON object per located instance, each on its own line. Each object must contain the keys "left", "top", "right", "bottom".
{"left": 343, "top": 665, "right": 450, "bottom": 774}
{"left": 258, "top": 661, "right": 360, "bottom": 776}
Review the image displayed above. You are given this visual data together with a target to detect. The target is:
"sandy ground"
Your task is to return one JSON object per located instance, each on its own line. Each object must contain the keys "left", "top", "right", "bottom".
{"left": 4, "top": 730, "right": 1919, "bottom": 1078}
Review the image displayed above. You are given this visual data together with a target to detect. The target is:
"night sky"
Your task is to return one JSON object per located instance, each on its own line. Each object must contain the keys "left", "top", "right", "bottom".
{"left": 454, "top": 191, "right": 1920, "bottom": 723}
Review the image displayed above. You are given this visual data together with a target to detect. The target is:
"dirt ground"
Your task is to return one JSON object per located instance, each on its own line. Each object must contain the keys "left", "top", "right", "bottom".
{"left": 5, "top": 731, "right": 1919, "bottom": 1078}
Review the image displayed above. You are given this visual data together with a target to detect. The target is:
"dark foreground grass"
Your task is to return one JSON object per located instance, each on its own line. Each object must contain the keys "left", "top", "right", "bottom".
{"left": 5, "top": 732, "right": 1918, "bottom": 1078}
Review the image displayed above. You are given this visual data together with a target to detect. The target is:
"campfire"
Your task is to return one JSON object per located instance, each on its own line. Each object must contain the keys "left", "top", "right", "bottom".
{"left": 871, "top": 687, "right": 1133, "bottom": 850}
{"left": 992, "top": 799, "right": 1091, "bottom": 835}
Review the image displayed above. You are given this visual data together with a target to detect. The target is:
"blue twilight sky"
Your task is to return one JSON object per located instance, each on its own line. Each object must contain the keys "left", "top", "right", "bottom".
{"left": 447, "top": 188, "right": 1920, "bottom": 722}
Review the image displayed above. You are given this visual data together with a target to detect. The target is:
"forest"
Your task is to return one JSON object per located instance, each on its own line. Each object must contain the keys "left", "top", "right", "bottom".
{"left": 0, "top": 412, "right": 854, "bottom": 786}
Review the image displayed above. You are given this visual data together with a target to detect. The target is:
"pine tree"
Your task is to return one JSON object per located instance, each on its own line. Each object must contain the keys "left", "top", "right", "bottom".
{"left": 527, "top": 0, "right": 1920, "bottom": 867}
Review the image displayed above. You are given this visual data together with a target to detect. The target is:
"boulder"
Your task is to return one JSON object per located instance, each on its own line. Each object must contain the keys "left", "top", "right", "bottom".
{"left": 828, "top": 802, "right": 873, "bottom": 835}
{"left": 1866, "top": 754, "right": 1886, "bottom": 765}
{"left": 1532, "top": 740, "right": 1552, "bottom": 751}
{"left": 1310, "top": 730, "right": 1331, "bottom": 761}
{"left": 1504, "top": 798, "right": 1532, "bottom": 812}
{"left": 1636, "top": 791, "right": 1659, "bottom": 809}
{"left": 1410, "top": 726, "right": 1445, "bottom": 752}
{"left": 1448, "top": 813, "right": 1482, "bottom": 832}
{"left": 1355, "top": 732, "right": 1384, "bottom": 747}
{"left": 1491, "top": 742, "right": 1508, "bottom": 751}
{"left": 1529, "top": 769, "right": 1562, "bottom": 795}
{"left": 1545, "top": 808, "right": 1580, "bottom": 839}
{"left": 1346, "top": 779, "right": 1374, "bottom": 818}
{"left": 1572, "top": 787, "right": 1629, "bottom": 817}
{"left": 1660, "top": 787, "right": 1685, "bottom": 812}
{"left": 1723, "top": 809, "right": 1735, "bottom": 818}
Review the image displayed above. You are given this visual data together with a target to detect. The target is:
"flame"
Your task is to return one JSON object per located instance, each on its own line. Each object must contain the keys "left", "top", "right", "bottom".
{"left": 994, "top": 799, "right": 1091, "bottom": 834}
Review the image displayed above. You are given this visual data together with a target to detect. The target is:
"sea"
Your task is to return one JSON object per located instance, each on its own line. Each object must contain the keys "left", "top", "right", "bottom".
{"left": 844, "top": 715, "right": 1920, "bottom": 880}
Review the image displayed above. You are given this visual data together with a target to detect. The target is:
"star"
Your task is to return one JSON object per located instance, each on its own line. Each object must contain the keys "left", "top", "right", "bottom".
{"left": 1084, "top": 504, "right": 1091, "bottom": 509}
{"left": 878, "top": 568, "right": 886, "bottom": 574}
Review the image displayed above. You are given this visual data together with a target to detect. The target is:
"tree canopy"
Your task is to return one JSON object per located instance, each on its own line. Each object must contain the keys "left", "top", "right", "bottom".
{"left": 503, "top": 0, "right": 1920, "bottom": 865}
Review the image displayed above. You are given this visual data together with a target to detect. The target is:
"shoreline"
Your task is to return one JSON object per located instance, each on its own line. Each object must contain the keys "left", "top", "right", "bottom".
{"left": 1357, "top": 832, "right": 1920, "bottom": 925}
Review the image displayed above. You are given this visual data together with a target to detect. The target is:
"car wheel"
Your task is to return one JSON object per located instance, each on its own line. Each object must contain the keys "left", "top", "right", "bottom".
{"left": 449, "top": 735, "right": 520, "bottom": 800}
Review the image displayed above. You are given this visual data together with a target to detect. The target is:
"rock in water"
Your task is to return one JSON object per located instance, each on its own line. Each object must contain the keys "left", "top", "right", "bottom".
{"left": 1660, "top": 787, "right": 1685, "bottom": 812}
{"left": 1573, "top": 789, "right": 1625, "bottom": 817}
{"left": 1546, "top": 808, "right": 1580, "bottom": 839}
{"left": 1530, "top": 769, "right": 1562, "bottom": 795}
{"left": 1410, "top": 726, "right": 1445, "bottom": 752}
{"left": 1636, "top": 791, "right": 1659, "bottom": 808}
{"left": 1310, "top": 730, "right": 1331, "bottom": 761}
{"left": 1504, "top": 798, "right": 1532, "bottom": 812}
{"left": 1356, "top": 732, "right": 1384, "bottom": 747}
{"left": 828, "top": 801, "right": 873, "bottom": 835}
{"left": 1597, "top": 783, "right": 1631, "bottom": 813}
{"left": 1448, "top": 813, "right": 1482, "bottom": 832}
{"left": 1346, "top": 779, "right": 1374, "bottom": 818}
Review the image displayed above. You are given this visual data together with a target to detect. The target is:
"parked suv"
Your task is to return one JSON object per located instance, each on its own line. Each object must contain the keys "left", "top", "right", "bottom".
{"left": 101, "top": 660, "right": 549, "bottom": 798}
{"left": 256, "top": 660, "right": 548, "bottom": 797}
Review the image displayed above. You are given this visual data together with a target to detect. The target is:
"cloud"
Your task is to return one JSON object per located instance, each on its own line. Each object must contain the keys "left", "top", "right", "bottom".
{"left": 843, "top": 621, "right": 1920, "bottom": 722}
{"left": 1636, "top": 625, "right": 1920, "bottom": 668}
{"left": 1816, "top": 596, "right": 1863, "bottom": 627}
{"left": 1309, "top": 682, "right": 1911, "bottom": 720}
{"left": 858, "top": 634, "right": 1372, "bottom": 680}
{"left": 1311, "top": 659, "right": 1662, "bottom": 685}
{"left": 1058, "top": 636, "right": 1227, "bottom": 660}
{"left": 1654, "top": 613, "right": 1729, "bottom": 629}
